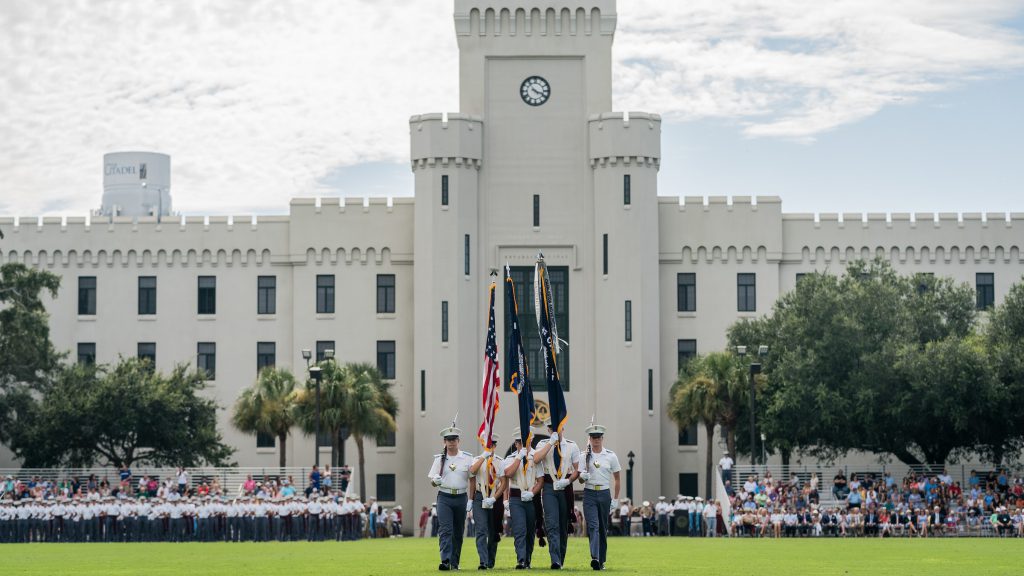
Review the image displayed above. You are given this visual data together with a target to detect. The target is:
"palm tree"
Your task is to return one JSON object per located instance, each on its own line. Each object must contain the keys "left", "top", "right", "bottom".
{"left": 699, "top": 352, "right": 749, "bottom": 458}
{"left": 669, "top": 373, "right": 722, "bottom": 499}
{"left": 231, "top": 367, "right": 298, "bottom": 468}
{"left": 294, "top": 360, "right": 349, "bottom": 469}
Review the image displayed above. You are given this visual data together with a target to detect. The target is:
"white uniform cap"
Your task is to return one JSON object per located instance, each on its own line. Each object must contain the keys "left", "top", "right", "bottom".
{"left": 439, "top": 426, "right": 462, "bottom": 438}
{"left": 585, "top": 424, "right": 606, "bottom": 436}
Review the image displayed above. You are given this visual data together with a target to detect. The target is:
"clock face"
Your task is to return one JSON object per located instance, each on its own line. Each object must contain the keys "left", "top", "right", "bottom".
{"left": 520, "top": 76, "right": 551, "bottom": 106}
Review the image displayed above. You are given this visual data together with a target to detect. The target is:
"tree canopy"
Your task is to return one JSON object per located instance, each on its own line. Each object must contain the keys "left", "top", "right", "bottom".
{"left": 232, "top": 367, "right": 299, "bottom": 468}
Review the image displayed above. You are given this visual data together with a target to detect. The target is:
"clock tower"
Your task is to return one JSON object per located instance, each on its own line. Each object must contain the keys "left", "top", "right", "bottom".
{"left": 411, "top": 1, "right": 663, "bottom": 509}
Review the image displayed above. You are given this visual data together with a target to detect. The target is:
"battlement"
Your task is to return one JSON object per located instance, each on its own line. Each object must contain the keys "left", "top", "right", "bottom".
{"left": 588, "top": 112, "right": 661, "bottom": 165}
{"left": 289, "top": 196, "right": 414, "bottom": 215}
{"left": 454, "top": 2, "right": 616, "bottom": 37}
{"left": 782, "top": 211, "right": 1022, "bottom": 228}
{"left": 661, "top": 195, "right": 784, "bottom": 212}
{"left": 409, "top": 113, "right": 484, "bottom": 168}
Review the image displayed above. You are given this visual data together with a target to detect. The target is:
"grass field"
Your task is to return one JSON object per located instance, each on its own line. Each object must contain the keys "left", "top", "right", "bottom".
{"left": 3, "top": 537, "right": 1023, "bottom": 575}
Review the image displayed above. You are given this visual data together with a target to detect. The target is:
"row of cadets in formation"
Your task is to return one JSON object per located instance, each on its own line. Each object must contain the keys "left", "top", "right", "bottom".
{"left": 428, "top": 420, "right": 622, "bottom": 571}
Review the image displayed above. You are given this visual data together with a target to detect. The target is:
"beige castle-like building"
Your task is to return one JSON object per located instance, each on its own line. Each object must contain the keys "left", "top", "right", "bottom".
{"left": 2, "top": 1, "right": 1022, "bottom": 513}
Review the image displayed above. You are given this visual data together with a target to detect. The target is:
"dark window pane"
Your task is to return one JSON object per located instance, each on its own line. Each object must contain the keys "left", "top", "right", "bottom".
{"left": 624, "top": 300, "right": 632, "bottom": 342}
{"left": 256, "top": 432, "right": 275, "bottom": 448}
{"left": 316, "top": 274, "right": 335, "bottom": 314}
{"left": 77, "top": 343, "right": 96, "bottom": 366}
{"left": 677, "top": 339, "right": 697, "bottom": 373}
{"left": 138, "top": 276, "right": 157, "bottom": 315}
{"left": 623, "top": 174, "right": 631, "bottom": 205}
{"left": 503, "top": 266, "right": 569, "bottom": 391}
{"left": 464, "top": 234, "right": 470, "bottom": 276}
{"left": 678, "top": 424, "right": 698, "bottom": 446}
{"left": 796, "top": 273, "right": 807, "bottom": 285}
{"left": 198, "top": 276, "right": 216, "bottom": 315}
{"left": 677, "top": 273, "right": 696, "bottom": 312}
{"left": 78, "top": 276, "right": 96, "bottom": 315}
{"left": 197, "top": 342, "right": 216, "bottom": 380}
{"left": 420, "top": 370, "right": 426, "bottom": 412}
{"left": 377, "top": 274, "right": 396, "bottom": 314}
{"left": 533, "top": 194, "right": 540, "bottom": 227}
{"left": 257, "top": 276, "right": 276, "bottom": 315}
{"left": 603, "top": 234, "right": 608, "bottom": 276}
{"left": 377, "top": 341, "right": 396, "bottom": 380}
{"left": 257, "top": 342, "right": 276, "bottom": 372}
{"left": 737, "top": 273, "right": 756, "bottom": 312}
{"left": 679, "top": 473, "right": 698, "bottom": 498}
{"left": 137, "top": 342, "right": 156, "bottom": 368}
{"left": 441, "top": 175, "right": 449, "bottom": 206}
{"left": 441, "top": 301, "right": 449, "bottom": 343}
{"left": 976, "top": 273, "right": 995, "bottom": 310}
{"left": 377, "top": 430, "right": 396, "bottom": 448}
{"left": 316, "top": 341, "right": 335, "bottom": 363}
{"left": 376, "top": 473, "right": 396, "bottom": 502}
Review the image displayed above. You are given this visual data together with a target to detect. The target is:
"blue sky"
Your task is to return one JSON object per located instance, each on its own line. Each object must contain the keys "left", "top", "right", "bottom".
{"left": 1, "top": 0, "right": 1023, "bottom": 217}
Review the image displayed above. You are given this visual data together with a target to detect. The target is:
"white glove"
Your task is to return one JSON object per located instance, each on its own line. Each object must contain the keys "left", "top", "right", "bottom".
{"left": 549, "top": 432, "right": 559, "bottom": 443}
{"left": 482, "top": 497, "right": 495, "bottom": 509}
{"left": 466, "top": 500, "right": 474, "bottom": 513}
{"left": 520, "top": 491, "right": 534, "bottom": 502}
{"left": 611, "top": 499, "right": 619, "bottom": 509}
{"left": 579, "top": 472, "right": 591, "bottom": 482}
{"left": 481, "top": 449, "right": 492, "bottom": 458}
{"left": 431, "top": 475, "right": 442, "bottom": 487}
{"left": 518, "top": 448, "right": 529, "bottom": 458}
{"left": 553, "top": 479, "right": 569, "bottom": 490}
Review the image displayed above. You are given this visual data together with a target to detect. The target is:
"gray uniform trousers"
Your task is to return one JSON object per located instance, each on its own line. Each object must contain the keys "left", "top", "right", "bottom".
{"left": 472, "top": 493, "right": 501, "bottom": 568}
{"left": 541, "top": 484, "right": 570, "bottom": 566}
{"left": 583, "top": 488, "right": 611, "bottom": 564}
{"left": 509, "top": 496, "right": 537, "bottom": 566}
{"left": 436, "top": 491, "right": 468, "bottom": 568}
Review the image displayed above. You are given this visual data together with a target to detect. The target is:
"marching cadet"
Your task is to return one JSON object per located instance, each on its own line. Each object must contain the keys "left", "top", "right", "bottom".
{"left": 504, "top": 426, "right": 544, "bottom": 570}
{"left": 577, "top": 423, "right": 621, "bottom": 571}
{"left": 470, "top": 433, "right": 507, "bottom": 569}
{"left": 533, "top": 420, "right": 581, "bottom": 570}
{"left": 427, "top": 423, "right": 474, "bottom": 571}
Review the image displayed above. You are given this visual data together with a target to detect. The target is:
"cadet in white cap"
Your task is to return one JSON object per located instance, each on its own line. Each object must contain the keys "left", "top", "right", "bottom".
{"left": 427, "top": 423, "right": 474, "bottom": 571}
{"left": 469, "top": 432, "right": 506, "bottom": 570}
{"left": 577, "top": 423, "right": 621, "bottom": 571}
{"left": 504, "top": 426, "right": 543, "bottom": 570}
{"left": 533, "top": 419, "right": 581, "bottom": 570}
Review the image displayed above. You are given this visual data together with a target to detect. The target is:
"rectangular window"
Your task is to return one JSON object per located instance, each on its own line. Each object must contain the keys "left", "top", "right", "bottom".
{"left": 976, "top": 273, "right": 995, "bottom": 310}
{"left": 376, "top": 473, "right": 396, "bottom": 502}
{"left": 78, "top": 276, "right": 96, "bottom": 315}
{"left": 377, "top": 274, "right": 396, "bottom": 314}
{"left": 677, "top": 273, "right": 696, "bottom": 312}
{"left": 602, "top": 234, "right": 608, "bottom": 276}
{"left": 77, "top": 343, "right": 96, "bottom": 366}
{"left": 533, "top": 194, "right": 540, "bottom": 227}
{"left": 256, "top": 431, "right": 275, "bottom": 448}
{"left": 257, "top": 276, "right": 276, "bottom": 315}
{"left": 137, "top": 342, "right": 156, "bottom": 367}
{"left": 678, "top": 424, "right": 698, "bottom": 446}
{"left": 441, "top": 301, "right": 449, "bottom": 343}
{"left": 648, "top": 369, "right": 653, "bottom": 412}
{"left": 377, "top": 340, "right": 396, "bottom": 379}
{"left": 257, "top": 342, "right": 276, "bottom": 373}
{"left": 197, "top": 276, "right": 216, "bottom": 315}
{"left": 138, "top": 276, "right": 156, "bottom": 315}
{"left": 464, "top": 234, "right": 470, "bottom": 276}
{"left": 197, "top": 342, "right": 216, "bottom": 380}
{"left": 377, "top": 430, "right": 396, "bottom": 448}
{"left": 623, "top": 174, "right": 631, "bottom": 205}
{"left": 420, "top": 370, "right": 426, "bottom": 412}
{"left": 795, "top": 273, "right": 807, "bottom": 285}
{"left": 315, "top": 340, "right": 335, "bottom": 363}
{"left": 504, "top": 266, "right": 570, "bottom": 391}
{"left": 677, "top": 339, "right": 697, "bottom": 373}
{"left": 679, "top": 473, "right": 699, "bottom": 498}
{"left": 441, "top": 175, "right": 449, "bottom": 206}
{"left": 737, "top": 273, "right": 756, "bottom": 312}
{"left": 624, "top": 300, "right": 632, "bottom": 342}
{"left": 316, "top": 274, "right": 335, "bottom": 314}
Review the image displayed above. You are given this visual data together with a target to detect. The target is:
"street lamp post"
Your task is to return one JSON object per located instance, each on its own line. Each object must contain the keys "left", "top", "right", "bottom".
{"left": 736, "top": 345, "right": 768, "bottom": 465}
{"left": 308, "top": 364, "right": 323, "bottom": 468}
{"left": 627, "top": 451, "right": 636, "bottom": 502}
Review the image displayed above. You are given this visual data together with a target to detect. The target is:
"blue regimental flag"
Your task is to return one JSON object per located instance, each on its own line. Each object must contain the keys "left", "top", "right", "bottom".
{"left": 505, "top": 266, "right": 535, "bottom": 457}
{"left": 534, "top": 254, "right": 568, "bottom": 476}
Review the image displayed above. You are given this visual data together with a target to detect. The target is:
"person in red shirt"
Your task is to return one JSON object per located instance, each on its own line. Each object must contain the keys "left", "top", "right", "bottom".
{"left": 419, "top": 506, "right": 430, "bottom": 537}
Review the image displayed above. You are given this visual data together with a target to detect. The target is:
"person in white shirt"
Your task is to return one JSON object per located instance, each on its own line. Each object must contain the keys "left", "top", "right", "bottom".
{"left": 427, "top": 424, "right": 474, "bottom": 571}
{"left": 655, "top": 496, "right": 670, "bottom": 536}
{"left": 704, "top": 500, "right": 719, "bottom": 537}
{"left": 718, "top": 453, "right": 734, "bottom": 487}
{"left": 504, "top": 426, "right": 544, "bottom": 570}
{"left": 469, "top": 433, "right": 507, "bottom": 570}
{"left": 533, "top": 420, "right": 581, "bottom": 570}
{"left": 577, "top": 423, "right": 621, "bottom": 570}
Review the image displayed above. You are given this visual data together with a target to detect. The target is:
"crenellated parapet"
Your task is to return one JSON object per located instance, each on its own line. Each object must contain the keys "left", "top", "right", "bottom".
{"left": 409, "top": 113, "right": 483, "bottom": 171}
{"left": 454, "top": 1, "right": 616, "bottom": 37}
{"left": 588, "top": 112, "right": 661, "bottom": 168}
{"left": 659, "top": 196, "right": 784, "bottom": 264}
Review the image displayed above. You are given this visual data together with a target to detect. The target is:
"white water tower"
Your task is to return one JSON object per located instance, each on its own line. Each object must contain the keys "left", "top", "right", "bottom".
{"left": 100, "top": 152, "right": 172, "bottom": 218}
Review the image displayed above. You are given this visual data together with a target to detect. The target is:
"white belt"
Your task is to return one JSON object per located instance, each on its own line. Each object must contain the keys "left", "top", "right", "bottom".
{"left": 439, "top": 487, "right": 466, "bottom": 495}
{"left": 585, "top": 485, "right": 609, "bottom": 491}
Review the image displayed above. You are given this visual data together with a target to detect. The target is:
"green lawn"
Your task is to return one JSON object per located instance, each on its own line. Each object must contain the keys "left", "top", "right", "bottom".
{"left": 2, "top": 537, "right": 1022, "bottom": 575}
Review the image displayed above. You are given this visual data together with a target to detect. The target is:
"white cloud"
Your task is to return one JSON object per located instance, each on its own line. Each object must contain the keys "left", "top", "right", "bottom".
{"left": 0, "top": 0, "right": 1021, "bottom": 215}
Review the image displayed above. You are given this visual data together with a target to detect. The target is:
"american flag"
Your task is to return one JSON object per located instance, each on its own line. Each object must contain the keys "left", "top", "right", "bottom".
{"left": 478, "top": 281, "right": 501, "bottom": 448}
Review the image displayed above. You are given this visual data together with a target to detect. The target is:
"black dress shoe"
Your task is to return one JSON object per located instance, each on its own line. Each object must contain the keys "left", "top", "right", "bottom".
{"left": 478, "top": 565, "right": 487, "bottom": 570}
{"left": 591, "top": 558, "right": 601, "bottom": 570}
{"left": 515, "top": 561, "right": 526, "bottom": 570}
{"left": 551, "top": 563, "right": 561, "bottom": 570}
{"left": 439, "top": 561, "right": 451, "bottom": 571}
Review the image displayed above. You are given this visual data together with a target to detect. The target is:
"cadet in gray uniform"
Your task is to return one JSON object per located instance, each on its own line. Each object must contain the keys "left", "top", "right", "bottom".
{"left": 504, "top": 426, "right": 544, "bottom": 570}
{"left": 533, "top": 420, "right": 581, "bottom": 570}
{"left": 427, "top": 424, "right": 474, "bottom": 571}
{"left": 577, "top": 423, "right": 622, "bottom": 571}
{"left": 470, "top": 433, "right": 506, "bottom": 570}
